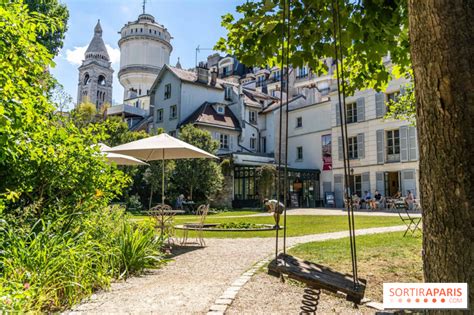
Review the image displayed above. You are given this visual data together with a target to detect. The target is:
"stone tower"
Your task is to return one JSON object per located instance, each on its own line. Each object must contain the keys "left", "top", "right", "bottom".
{"left": 118, "top": 13, "right": 172, "bottom": 100}
{"left": 77, "top": 20, "right": 114, "bottom": 111}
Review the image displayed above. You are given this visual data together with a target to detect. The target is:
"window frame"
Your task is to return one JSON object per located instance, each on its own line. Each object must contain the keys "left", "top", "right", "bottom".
{"left": 219, "top": 134, "right": 229, "bottom": 150}
{"left": 386, "top": 129, "right": 401, "bottom": 162}
{"left": 224, "top": 86, "right": 232, "bottom": 100}
{"left": 296, "top": 117, "right": 303, "bottom": 128}
{"left": 164, "top": 83, "right": 171, "bottom": 100}
{"left": 250, "top": 137, "right": 257, "bottom": 150}
{"left": 347, "top": 136, "right": 359, "bottom": 159}
{"left": 297, "top": 146, "right": 303, "bottom": 160}
{"left": 157, "top": 108, "right": 163, "bottom": 122}
{"left": 249, "top": 111, "right": 258, "bottom": 124}
{"left": 345, "top": 102, "right": 358, "bottom": 124}
{"left": 169, "top": 105, "right": 177, "bottom": 120}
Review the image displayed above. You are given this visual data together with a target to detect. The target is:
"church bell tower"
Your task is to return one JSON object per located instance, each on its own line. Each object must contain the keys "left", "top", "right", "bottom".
{"left": 77, "top": 20, "right": 114, "bottom": 111}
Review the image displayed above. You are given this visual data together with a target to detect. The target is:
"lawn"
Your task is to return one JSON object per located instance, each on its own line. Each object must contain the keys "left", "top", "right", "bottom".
{"left": 288, "top": 232, "right": 423, "bottom": 301}
{"left": 136, "top": 214, "right": 405, "bottom": 238}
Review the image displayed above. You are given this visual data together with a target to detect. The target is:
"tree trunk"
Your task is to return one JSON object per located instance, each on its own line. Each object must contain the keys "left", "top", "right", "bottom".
{"left": 408, "top": 1, "right": 473, "bottom": 313}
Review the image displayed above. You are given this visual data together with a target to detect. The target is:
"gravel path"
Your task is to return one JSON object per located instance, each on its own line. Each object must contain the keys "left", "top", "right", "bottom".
{"left": 69, "top": 225, "right": 405, "bottom": 314}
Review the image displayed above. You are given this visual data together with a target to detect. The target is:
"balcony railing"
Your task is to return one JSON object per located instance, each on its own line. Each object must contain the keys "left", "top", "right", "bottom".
{"left": 386, "top": 153, "right": 401, "bottom": 163}
{"left": 106, "top": 104, "right": 147, "bottom": 118}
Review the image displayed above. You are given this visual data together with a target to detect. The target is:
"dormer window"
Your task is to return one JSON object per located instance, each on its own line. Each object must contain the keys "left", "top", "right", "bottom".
{"left": 216, "top": 105, "right": 225, "bottom": 115}
{"left": 224, "top": 86, "right": 232, "bottom": 101}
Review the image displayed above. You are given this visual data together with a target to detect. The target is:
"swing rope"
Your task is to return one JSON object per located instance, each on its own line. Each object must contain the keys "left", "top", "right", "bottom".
{"left": 269, "top": 0, "right": 366, "bottom": 302}
{"left": 274, "top": 0, "right": 287, "bottom": 261}
{"left": 331, "top": 0, "right": 359, "bottom": 287}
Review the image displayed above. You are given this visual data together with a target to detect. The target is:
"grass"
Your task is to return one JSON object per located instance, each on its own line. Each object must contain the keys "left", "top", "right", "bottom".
{"left": 135, "top": 213, "right": 405, "bottom": 238}
{"left": 130, "top": 209, "right": 261, "bottom": 222}
{"left": 288, "top": 232, "right": 423, "bottom": 301}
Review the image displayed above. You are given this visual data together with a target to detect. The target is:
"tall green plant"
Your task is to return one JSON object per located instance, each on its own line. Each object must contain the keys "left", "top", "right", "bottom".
{"left": 256, "top": 164, "right": 277, "bottom": 201}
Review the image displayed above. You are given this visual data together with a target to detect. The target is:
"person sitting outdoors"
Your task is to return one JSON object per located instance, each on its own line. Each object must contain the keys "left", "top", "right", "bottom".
{"left": 352, "top": 193, "right": 361, "bottom": 210}
{"left": 362, "top": 191, "right": 372, "bottom": 209}
{"left": 175, "top": 194, "right": 185, "bottom": 210}
{"left": 372, "top": 190, "right": 384, "bottom": 209}
{"left": 405, "top": 190, "right": 415, "bottom": 210}
{"left": 264, "top": 199, "right": 285, "bottom": 228}
{"left": 393, "top": 190, "right": 402, "bottom": 199}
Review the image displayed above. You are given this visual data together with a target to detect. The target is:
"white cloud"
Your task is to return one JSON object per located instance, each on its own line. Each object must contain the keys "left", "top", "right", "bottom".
{"left": 66, "top": 46, "right": 87, "bottom": 66}
{"left": 65, "top": 44, "right": 120, "bottom": 66}
{"left": 105, "top": 44, "right": 120, "bottom": 64}
{"left": 120, "top": 5, "right": 130, "bottom": 14}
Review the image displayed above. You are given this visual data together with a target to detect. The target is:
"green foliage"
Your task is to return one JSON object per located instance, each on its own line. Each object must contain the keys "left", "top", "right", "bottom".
{"left": 256, "top": 164, "right": 277, "bottom": 200}
{"left": 0, "top": 207, "right": 165, "bottom": 312}
{"left": 24, "top": 0, "right": 69, "bottom": 56}
{"left": 0, "top": 2, "right": 166, "bottom": 312}
{"left": 116, "top": 220, "right": 165, "bottom": 278}
{"left": 385, "top": 84, "right": 416, "bottom": 125}
{"left": 216, "top": 222, "right": 259, "bottom": 229}
{"left": 173, "top": 125, "right": 223, "bottom": 201}
{"left": 0, "top": 1, "right": 60, "bottom": 163}
{"left": 216, "top": 0, "right": 411, "bottom": 94}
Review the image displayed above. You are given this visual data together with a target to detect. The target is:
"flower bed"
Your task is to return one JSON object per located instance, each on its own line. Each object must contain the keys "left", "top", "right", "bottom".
{"left": 175, "top": 222, "right": 281, "bottom": 232}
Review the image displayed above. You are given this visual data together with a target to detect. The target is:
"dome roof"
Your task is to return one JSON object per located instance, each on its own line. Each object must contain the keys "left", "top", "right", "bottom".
{"left": 85, "top": 20, "right": 109, "bottom": 61}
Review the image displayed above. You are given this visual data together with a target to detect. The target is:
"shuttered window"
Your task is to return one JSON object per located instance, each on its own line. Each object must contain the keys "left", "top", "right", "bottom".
{"left": 348, "top": 136, "right": 358, "bottom": 159}
{"left": 345, "top": 102, "right": 357, "bottom": 123}
{"left": 386, "top": 129, "right": 400, "bottom": 162}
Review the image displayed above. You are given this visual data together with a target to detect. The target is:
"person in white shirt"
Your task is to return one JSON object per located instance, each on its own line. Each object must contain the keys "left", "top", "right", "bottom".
{"left": 264, "top": 199, "right": 285, "bottom": 228}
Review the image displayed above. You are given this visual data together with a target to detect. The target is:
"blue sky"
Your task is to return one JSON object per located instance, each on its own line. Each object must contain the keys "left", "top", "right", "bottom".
{"left": 51, "top": 0, "right": 241, "bottom": 108}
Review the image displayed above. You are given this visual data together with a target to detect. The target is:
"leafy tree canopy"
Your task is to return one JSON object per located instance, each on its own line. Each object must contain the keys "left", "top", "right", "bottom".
{"left": 216, "top": 0, "right": 410, "bottom": 94}
{"left": 24, "top": 0, "right": 69, "bottom": 56}
{"left": 173, "top": 125, "right": 223, "bottom": 201}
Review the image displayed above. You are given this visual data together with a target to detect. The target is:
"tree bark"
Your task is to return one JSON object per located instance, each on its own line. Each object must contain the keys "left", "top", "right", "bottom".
{"left": 408, "top": 0, "right": 473, "bottom": 313}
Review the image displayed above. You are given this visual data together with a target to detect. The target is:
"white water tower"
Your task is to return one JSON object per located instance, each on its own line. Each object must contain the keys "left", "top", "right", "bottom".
{"left": 118, "top": 12, "right": 172, "bottom": 101}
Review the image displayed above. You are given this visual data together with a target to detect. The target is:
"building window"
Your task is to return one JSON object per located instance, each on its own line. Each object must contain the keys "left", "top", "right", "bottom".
{"left": 249, "top": 111, "right": 257, "bottom": 124}
{"left": 386, "top": 91, "right": 400, "bottom": 103}
{"left": 297, "top": 146, "right": 303, "bottom": 160}
{"left": 348, "top": 136, "right": 358, "bottom": 159}
{"left": 261, "top": 136, "right": 267, "bottom": 153}
{"left": 256, "top": 75, "right": 265, "bottom": 87}
{"left": 234, "top": 166, "right": 257, "bottom": 201}
{"left": 297, "top": 67, "right": 308, "bottom": 79}
{"left": 349, "top": 174, "right": 362, "bottom": 197}
{"left": 220, "top": 134, "right": 229, "bottom": 149}
{"left": 164, "top": 84, "right": 171, "bottom": 99}
{"left": 169, "top": 105, "right": 177, "bottom": 119}
{"left": 386, "top": 129, "right": 400, "bottom": 162}
{"left": 157, "top": 109, "right": 163, "bottom": 122}
{"left": 273, "top": 70, "right": 281, "bottom": 81}
{"left": 296, "top": 117, "right": 303, "bottom": 128}
{"left": 345, "top": 102, "right": 357, "bottom": 123}
{"left": 169, "top": 130, "right": 176, "bottom": 137}
{"left": 224, "top": 86, "right": 232, "bottom": 100}
{"left": 250, "top": 138, "right": 256, "bottom": 150}
{"left": 271, "top": 90, "right": 276, "bottom": 97}
{"left": 216, "top": 105, "right": 225, "bottom": 114}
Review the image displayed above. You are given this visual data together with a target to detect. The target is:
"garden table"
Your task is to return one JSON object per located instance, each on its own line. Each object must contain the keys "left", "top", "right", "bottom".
{"left": 146, "top": 207, "right": 185, "bottom": 250}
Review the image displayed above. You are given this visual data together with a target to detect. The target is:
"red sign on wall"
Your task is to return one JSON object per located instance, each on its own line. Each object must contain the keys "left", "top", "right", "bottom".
{"left": 322, "top": 134, "right": 332, "bottom": 171}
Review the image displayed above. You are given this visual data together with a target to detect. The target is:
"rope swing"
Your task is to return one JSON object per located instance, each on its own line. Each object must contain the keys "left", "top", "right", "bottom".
{"left": 268, "top": 0, "right": 366, "bottom": 309}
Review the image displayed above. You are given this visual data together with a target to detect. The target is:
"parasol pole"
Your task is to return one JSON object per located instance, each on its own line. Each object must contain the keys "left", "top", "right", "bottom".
{"left": 162, "top": 150, "right": 165, "bottom": 205}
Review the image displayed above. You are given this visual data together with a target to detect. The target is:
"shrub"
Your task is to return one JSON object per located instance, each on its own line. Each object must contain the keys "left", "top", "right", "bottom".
{"left": 0, "top": 207, "right": 165, "bottom": 312}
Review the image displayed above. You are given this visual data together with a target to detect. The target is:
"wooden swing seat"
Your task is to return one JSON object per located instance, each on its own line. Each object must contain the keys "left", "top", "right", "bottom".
{"left": 268, "top": 253, "right": 366, "bottom": 304}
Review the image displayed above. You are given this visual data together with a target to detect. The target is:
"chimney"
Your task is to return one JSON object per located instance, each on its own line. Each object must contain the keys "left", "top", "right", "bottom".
{"left": 210, "top": 69, "right": 217, "bottom": 86}
{"left": 196, "top": 62, "right": 209, "bottom": 84}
